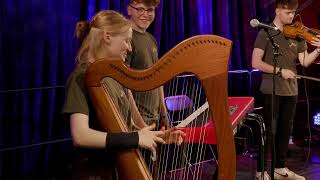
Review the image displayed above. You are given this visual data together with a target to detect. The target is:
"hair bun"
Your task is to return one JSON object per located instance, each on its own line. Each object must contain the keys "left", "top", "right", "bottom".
{"left": 75, "top": 20, "right": 90, "bottom": 42}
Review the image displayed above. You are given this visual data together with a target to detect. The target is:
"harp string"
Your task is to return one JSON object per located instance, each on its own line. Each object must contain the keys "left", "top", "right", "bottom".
{"left": 162, "top": 77, "right": 182, "bottom": 179}
{"left": 164, "top": 78, "right": 178, "bottom": 179}
{"left": 168, "top": 76, "right": 182, "bottom": 175}
{"left": 129, "top": 72, "right": 165, "bottom": 176}
{"left": 166, "top": 76, "right": 180, "bottom": 179}
{"left": 100, "top": 74, "right": 216, "bottom": 180}
{"left": 169, "top": 76, "right": 191, "bottom": 179}
{"left": 102, "top": 77, "right": 162, "bottom": 177}
{"left": 195, "top": 78, "right": 209, "bottom": 179}
{"left": 157, "top": 78, "right": 172, "bottom": 179}
{"left": 156, "top": 75, "right": 211, "bottom": 180}
{"left": 101, "top": 77, "right": 132, "bottom": 130}
{"left": 176, "top": 76, "right": 191, "bottom": 180}
{"left": 194, "top": 78, "right": 212, "bottom": 180}
{"left": 179, "top": 76, "right": 195, "bottom": 179}
{"left": 183, "top": 77, "right": 194, "bottom": 179}
{"left": 183, "top": 76, "right": 195, "bottom": 179}
{"left": 186, "top": 77, "right": 202, "bottom": 179}
{"left": 177, "top": 76, "right": 212, "bottom": 180}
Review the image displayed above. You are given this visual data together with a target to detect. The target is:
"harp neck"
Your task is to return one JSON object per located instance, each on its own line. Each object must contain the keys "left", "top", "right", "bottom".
{"left": 85, "top": 35, "right": 232, "bottom": 91}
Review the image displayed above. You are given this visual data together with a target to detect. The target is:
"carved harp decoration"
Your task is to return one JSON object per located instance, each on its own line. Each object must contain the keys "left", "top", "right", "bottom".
{"left": 85, "top": 35, "right": 235, "bottom": 180}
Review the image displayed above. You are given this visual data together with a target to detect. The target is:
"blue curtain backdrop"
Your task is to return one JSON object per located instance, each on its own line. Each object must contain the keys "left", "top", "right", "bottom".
{"left": 0, "top": 0, "right": 276, "bottom": 178}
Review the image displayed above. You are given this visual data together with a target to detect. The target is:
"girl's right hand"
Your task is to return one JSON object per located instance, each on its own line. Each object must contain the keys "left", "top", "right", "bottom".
{"left": 138, "top": 124, "right": 165, "bottom": 152}
{"left": 281, "top": 68, "right": 296, "bottom": 79}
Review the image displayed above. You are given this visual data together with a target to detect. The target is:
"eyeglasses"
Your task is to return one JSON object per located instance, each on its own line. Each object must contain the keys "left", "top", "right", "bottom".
{"left": 129, "top": 5, "right": 155, "bottom": 16}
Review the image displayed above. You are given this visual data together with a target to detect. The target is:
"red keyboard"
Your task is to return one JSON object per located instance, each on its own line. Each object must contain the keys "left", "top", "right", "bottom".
{"left": 178, "top": 97, "right": 254, "bottom": 144}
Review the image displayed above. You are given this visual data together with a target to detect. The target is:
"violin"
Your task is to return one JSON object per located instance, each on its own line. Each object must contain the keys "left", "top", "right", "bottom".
{"left": 283, "top": 21, "right": 320, "bottom": 44}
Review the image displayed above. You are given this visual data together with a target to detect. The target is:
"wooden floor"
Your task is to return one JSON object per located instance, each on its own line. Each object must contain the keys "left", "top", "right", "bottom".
{"left": 236, "top": 142, "right": 320, "bottom": 180}
{"left": 145, "top": 142, "right": 320, "bottom": 180}
{"left": 1, "top": 137, "right": 319, "bottom": 179}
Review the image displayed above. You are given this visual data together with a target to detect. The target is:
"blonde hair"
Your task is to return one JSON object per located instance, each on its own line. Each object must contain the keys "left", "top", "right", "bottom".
{"left": 75, "top": 10, "right": 131, "bottom": 65}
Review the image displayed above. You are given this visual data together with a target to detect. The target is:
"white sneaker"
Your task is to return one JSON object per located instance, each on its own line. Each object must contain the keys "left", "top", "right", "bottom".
{"left": 256, "top": 171, "right": 271, "bottom": 180}
{"left": 274, "top": 168, "right": 305, "bottom": 180}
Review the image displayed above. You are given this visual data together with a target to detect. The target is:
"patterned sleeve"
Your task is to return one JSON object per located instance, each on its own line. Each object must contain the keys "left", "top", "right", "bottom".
{"left": 62, "top": 70, "right": 89, "bottom": 115}
{"left": 254, "top": 30, "right": 269, "bottom": 51}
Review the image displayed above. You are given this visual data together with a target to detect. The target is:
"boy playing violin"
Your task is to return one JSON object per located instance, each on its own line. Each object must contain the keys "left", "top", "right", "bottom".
{"left": 252, "top": 0, "right": 320, "bottom": 179}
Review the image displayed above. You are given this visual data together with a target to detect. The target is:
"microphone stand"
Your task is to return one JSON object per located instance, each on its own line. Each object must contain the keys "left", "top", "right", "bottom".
{"left": 264, "top": 28, "right": 281, "bottom": 180}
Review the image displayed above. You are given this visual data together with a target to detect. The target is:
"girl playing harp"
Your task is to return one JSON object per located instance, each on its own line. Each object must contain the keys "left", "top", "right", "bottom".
{"left": 62, "top": 10, "right": 184, "bottom": 179}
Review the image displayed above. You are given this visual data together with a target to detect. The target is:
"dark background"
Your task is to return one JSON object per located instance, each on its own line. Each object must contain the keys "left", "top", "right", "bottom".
{"left": 0, "top": 0, "right": 319, "bottom": 178}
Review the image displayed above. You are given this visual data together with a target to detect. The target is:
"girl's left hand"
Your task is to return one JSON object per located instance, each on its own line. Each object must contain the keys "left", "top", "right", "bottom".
{"left": 160, "top": 127, "right": 186, "bottom": 145}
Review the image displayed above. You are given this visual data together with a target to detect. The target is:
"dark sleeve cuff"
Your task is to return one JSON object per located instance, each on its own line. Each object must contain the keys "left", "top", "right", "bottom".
{"left": 106, "top": 132, "right": 139, "bottom": 150}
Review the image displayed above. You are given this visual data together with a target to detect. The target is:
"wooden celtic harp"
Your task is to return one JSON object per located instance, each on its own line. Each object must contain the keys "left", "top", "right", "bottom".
{"left": 85, "top": 35, "right": 235, "bottom": 180}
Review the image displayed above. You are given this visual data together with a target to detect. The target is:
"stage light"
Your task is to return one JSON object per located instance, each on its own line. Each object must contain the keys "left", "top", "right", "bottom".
{"left": 313, "top": 112, "right": 320, "bottom": 126}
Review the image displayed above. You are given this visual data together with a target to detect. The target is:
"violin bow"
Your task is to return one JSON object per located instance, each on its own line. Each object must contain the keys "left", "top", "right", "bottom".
{"left": 296, "top": 75, "right": 320, "bottom": 82}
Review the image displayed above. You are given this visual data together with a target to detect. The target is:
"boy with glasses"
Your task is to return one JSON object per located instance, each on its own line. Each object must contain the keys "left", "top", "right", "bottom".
{"left": 126, "top": 0, "right": 169, "bottom": 129}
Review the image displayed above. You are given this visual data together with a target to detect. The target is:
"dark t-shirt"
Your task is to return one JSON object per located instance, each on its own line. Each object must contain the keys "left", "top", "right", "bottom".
{"left": 63, "top": 63, "right": 99, "bottom": 127}
{"left": 62, "top": 63, "right": 133, "bottom": 179}
{"left": 254, "top": 26, "right": 307, "bottom": 96}
{"left": 63, "top": 63, "right": 132, "bottom": 129}
{"left": 126, "top": 30, "right": 162, "bottom": 124}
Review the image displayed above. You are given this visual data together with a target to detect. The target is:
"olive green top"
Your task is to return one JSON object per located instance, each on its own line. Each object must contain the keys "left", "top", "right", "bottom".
{"left": 126, "top": 30, "right": 163, "bottom": 125}
{"left": 63, "top": 63, "right": 134, "bottom": 177}
{"left": 63, "top": 63, "right": 132, "bottom": 131}
{"left": 254, "top": 25, "right": 307, "bottom": 96}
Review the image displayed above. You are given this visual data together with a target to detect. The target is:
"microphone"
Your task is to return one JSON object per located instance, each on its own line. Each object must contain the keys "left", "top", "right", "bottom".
{"left": 250, "top": 19, "right": 279, "bottom": 31}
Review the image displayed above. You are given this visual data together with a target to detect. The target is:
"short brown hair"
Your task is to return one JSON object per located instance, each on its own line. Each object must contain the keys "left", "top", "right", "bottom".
{"left": 129, "top": 0, "right": 160, "bottom": 7}
{"left": 275, "top": 0, "right": 299, "bottom": 10}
